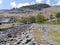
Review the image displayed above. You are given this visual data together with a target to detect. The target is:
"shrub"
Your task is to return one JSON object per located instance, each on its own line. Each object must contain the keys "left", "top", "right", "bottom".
{"left": 35, "top": 14, "right": 45, "bottom": 23}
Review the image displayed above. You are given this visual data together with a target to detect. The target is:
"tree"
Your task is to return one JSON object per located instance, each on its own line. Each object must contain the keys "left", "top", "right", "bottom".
{"left": 55, "top": 12, "right": 60, "bottom": 21}
{"left": 20, "top": 17, "right": 27, "bottom": 24}
{"left": 35, "top": 14, "right": 45, "bottom": 23}
{"left": 50, "top": 14, "right": 54, "bottom": 19}
{"left": 27, "top": 16, "right": 35, "bottom": 23}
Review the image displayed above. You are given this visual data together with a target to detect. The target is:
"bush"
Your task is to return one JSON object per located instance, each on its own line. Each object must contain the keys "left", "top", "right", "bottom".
{"left": 20, "top": 16, "right": 35, "bottom": 24}
{"left": 27, "top": 16, "right": 35, "bottom": 23}
{"left": 55, "top": 12, "right": 60, "bottom": 21}
{"left": 50, "top": 14, "right": 54, "bottom": 19}
{"left": 35, "top": 14, "right": 45, "bottom": 23}
{"left": 55, "top": 12, "right": 60, "bottom": 18}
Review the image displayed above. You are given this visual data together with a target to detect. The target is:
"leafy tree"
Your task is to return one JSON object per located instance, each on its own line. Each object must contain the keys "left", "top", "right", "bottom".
{"left": 27, "top": 16, "right": 35, "bottom": 23}
{"left": 55, "top": 12, "right": 60, "bottom": 18}
{"left": 55, "top": 12, "right": 60, "bottom": 21}
{"left": 50, "top": 14, "right": 54, "bottom": 19}
{"left": 20, "top": 17, "right": 27, "bottom": 24}
{"left": 35, "top": 14, "right": 45, "bottom": 23}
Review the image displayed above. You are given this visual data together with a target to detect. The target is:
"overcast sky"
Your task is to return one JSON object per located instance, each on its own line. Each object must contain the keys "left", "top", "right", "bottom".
{"left": 0, "top": 0, "right": 60, "bottom": 9}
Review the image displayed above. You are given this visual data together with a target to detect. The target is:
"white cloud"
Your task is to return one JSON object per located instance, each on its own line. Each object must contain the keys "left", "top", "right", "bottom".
{"left": 10, "top": 1, "right": 35, "bottom": 8}
{"left": 46, "top": 0, "right": 60, "bottom": 6}
{"left": 10, "top": 2, "right": 16, "bottom": 8}
{"left": 36, "top": 0, "right": 42, "bottom": 3}
{"left": 0, "top": 0, "right": 2, "bottom": 4}
{"left": 46, "top": 0, "right": 50, "bottom": 5}
{"left": 56, "top": 0, "right": 60, "bottom": 5}
{"left": 31, "top": 2, "right": 35, "bottom": 4}
{"left": 17, "top": 3, "right": 30, "bottom": 8}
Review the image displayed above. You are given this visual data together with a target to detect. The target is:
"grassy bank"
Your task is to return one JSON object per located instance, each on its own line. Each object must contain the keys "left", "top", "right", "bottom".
{"left": 37, "top": 22, "right": 60, "bottom": 25}
{"left": 0, "top": 22, "right": 22, "bottom": 29}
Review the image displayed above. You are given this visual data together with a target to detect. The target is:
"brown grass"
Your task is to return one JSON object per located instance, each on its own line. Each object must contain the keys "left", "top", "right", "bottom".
{"left": 33, "top": 29, "right": 43, "bottom": 44}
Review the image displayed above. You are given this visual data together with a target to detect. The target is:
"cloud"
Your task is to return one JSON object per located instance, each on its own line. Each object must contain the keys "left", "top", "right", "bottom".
{"left": 46, "top": 0, "right": 50, "bottom": 5}
{"left": 46, "top": 0, "right": 60, "bottom": 6}
{"left": 36, "top": 0, "right": 42, "bottom": 3}
{"left": 10, "top": 2, "right": 16, "bottom": 8}
{"left": 10, "top": 0, "right": 60, "bottom": 8}
{"left": 0, "top": 0, "right": 2, "bottom": 4}
{"left": 17, "top": 2, "right": 35, "bottom": 8}
{"left": 10, "top": 2, "right": 34, "bottom": 8}
{"left": 56, "top": 0, "right": 60, "bottom": 5}
{"left": 17, "top": 3, "right": 30, "bottom": 8}
{"left": 35, "top": 0, "right": 60, "bottom": 6}
{"left": 31, "top": 2, "right": 35, "bottom": 4}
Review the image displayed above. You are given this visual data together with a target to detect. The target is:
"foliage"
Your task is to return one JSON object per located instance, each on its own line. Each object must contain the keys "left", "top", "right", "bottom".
{"left": 20, "top": 17, "right": 27, "bottom": 24}
{"left": 27, "top": 16, "right": 35, "bottom": 23}
{"left": 0, "top": 22, "right": 20, "bottom": 29}
{"left": 55, "top": 12, "right": 60, "bottom": 18}
{"left": 35, "top": 14, "right": 45, "bottom": 23}
{"left": 50, "top": 14, "right": 54, "bottom": 19}
{"left": 55, "top": 12, "right": 60, "bottom": 21}
{"left": 20, "top": 4, "right": 50, "bottom": 10}
{"left": 42, "top": 22, "right": 60, "bottom": 25}
{"left": 20, "top": 16, "right": 35, "bottom": 24}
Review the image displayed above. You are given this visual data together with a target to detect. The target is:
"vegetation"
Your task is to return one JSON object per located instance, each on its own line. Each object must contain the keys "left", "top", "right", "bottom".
{"left": 41, "top": 22, "right": 60, "bottom": 25}
{"left": 8, "top": 15, "right": 45, "bottom": 24}
{"left": 48, "top": 25, "right": 60, "bottom": 45}
{"left": 1, "top": 12, "right": 60, "bottom": 25}
{"left": 9, "top": 13, "right": 60, "bottom": 24}
{"left": 55, "top": 12, "right": 60, "bottom": 21}
{"left": 35, "top": 14, "right": 45, "bottom": 23}
{"left": 27, "top": 16, "right": 35, "bottom": 23}
{"left": 0, "top": 14, "right": 5, "bottom": 18}
{"left": 20, "top": 4, "right": 50, "bottom": 10}
{"left": 50, "top": 14, "right": 54, "bottom": 19}
{"left": 0, "top": 22, "right": 21, "bottom": 29}
{"left": 55, "top": 12, "right": 60, "bottom": 18}
{"left": 20, "top": 17, "right": 27, "bottom": 24}
{"left": 21, "top": 16, "right": 35, "bottom": 24}
{"left": 33, "top": 29, "right": 42, "bottom": 44}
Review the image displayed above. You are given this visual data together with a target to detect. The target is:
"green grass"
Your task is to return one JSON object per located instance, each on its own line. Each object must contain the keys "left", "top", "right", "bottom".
{"left": 38, "top": 22, "right": 60, "bottom": 25}
{"left": 0, "top": 22, "right": 22, "bottom": 29}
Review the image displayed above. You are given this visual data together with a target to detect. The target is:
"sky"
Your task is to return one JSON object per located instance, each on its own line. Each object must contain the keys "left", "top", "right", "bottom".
{"left": 0, "top": 0, "right": 60, "bottom": 9}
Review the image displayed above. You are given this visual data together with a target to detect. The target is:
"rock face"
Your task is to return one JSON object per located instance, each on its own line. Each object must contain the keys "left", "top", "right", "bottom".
{"left": 0, "top": 24, "right": 37, "bottom": 45}
{"left": 0, "top": 24, "right": 31, "bottom": 38}
{"left": 0, "top": 17, "right": 18, "bottom": 24}
{"left": 0, "top": 23, "right": 59, "bottom": 45}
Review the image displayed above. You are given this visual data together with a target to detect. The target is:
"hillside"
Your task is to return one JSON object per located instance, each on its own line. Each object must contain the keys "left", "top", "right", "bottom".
{"left": 1, "top": 4, "right": 60, "bottom": 18}
{"left": 19, "top": 4, "right": 50, "bottom": 10}
{"left": 0, "top": 4, "right": 50, "bottom": 17}
{"left": 39, "top": 5, "right": 60, "bottom": 18}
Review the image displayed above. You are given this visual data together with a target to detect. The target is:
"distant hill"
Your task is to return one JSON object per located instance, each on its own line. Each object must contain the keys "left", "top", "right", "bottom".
{"left": 0, "top": 4, "right": 60, "bottom": 19}
{"left": 0, "top": 9, "right": 9, "bottom": 14}
{"left": 0, "top": 3, "right": 50, "bottom": 17}
{"left": 19, "top": 4, "right": 50, "bottom": 10}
